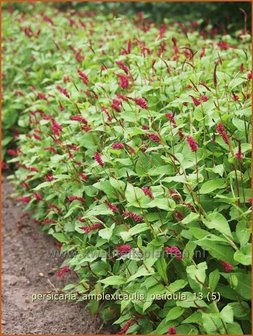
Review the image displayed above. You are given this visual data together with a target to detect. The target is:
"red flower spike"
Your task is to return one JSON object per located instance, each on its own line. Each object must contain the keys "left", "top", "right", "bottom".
{"left": 56, "top": 85, "right": 70, "bottom": 98}
{"left": 18, "top": 196, "right": 31, "bottom": 203}
{"left": 216, "top": 123, "right": 230, "bottom": 144}
{"left": 175, "top": 211, "right": 184, "bottom": 221}
{"left": 235, "top": 151, "right": 243, "bottom": 160}
{"left": 187, "top": 136, "right": 198, "bottom": 152}
{"left": 77, "top": 69, "right": 89, "bottom": 85}
{"left": 147, "top": 133, "right": 160, "bottom": 143}
{"left": 117, "top": 244, "right": 132, "bottom": 256}
{"left": 115, "top": 60, "right": 129, "bottom": 74}
{"left": 168, "top": 327, "right": 176, "bottom": 335}
{"left": 134, "top": 98, "right": 148, "bottom": 109}
{"left": 56, "top": 266, "right": 71, "bottom": 278}
{"left": 232, "top": 93, "right": 239, "bottom": 101}
{"left": 165, "top": 113, "right": 177, "bottom": 127}
{"left": 67, "top": 195, "right": 85, "bottom": 203}
{"left": 247, "top": 71, "right": 253, "bottom": 80}
{"left": 70, "top": 115, "right": 88, "bottom": 123}
{"left": 45, "top": 175, "right": 55, "bottom": 182}
{"left": 112, "top": 143, "right": 124, "bottom": 149}
{"left": 7, "top": 149, "right": 19, "bottom": 156}
{"left": 111, "top": 98, "right": 122, "bottom": 112}
{"left": 124, "top": 211, "right": 143, "bottom": 223}
{"left": 106, "top": 202, "right": 119, "bottom": 213}
{"left": 200, "top": 94, "right": 209, "bottom": 102}
{"left": 118, "top": 319, "right": 135, "bottom": 334}
{"left": 178, "top": 130, "right": 184, "bottom": 140}
{"left": 117, "top": 74, "right": 129, "bottom": 89}
{"left": 75, "top": 50, "right": 84, "bottom": 63}
{"left": 165, "top": 246, "right": 182, "bottom": 260}
{"left": 116, "top": 93, "right": 129, "bottom": 102}
{"left": 142, "top": 187, "right": 154, "bottom": 199}
{"left": 80, "top": 172, "right": 88, "bottom": 181}
{"left": 34, "top": 192, "right": 43, "bottom": 201}
{"left": 44, "top": 146, "right": 57, "bottom": 155}
{"left": 94, "top": 152, "right": 104, "bottom": 167}
{"left": 169, "top": 189, "right": 181, "bottom": 201}
{"left": 190, "top": 96, "right": 201, "bottom": 106}
{"left": 220, "top": 260, "right": 233, "bottom": 272}
{"left": 37, "top": 92, "right": 47, "bottom": 100}
{"left": 50, "top": 119, "right": 62, "bottom": 137}
{"left": 217, "top": 41, "right": 231, "bottom": 50}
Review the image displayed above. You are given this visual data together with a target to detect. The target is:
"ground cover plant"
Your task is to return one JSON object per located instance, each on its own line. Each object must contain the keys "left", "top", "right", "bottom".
{"left": 2, "top": 3, "right": 252, "bottom": 335}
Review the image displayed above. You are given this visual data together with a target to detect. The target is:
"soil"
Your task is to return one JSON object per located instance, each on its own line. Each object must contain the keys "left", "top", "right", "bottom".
{"left": 1, "top": 177, "right": 105, "bottom": 334}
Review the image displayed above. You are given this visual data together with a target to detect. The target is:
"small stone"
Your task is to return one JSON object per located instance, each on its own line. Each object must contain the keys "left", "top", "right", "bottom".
{"left": 39, "top": 273, "right": 44, "bottom": 277}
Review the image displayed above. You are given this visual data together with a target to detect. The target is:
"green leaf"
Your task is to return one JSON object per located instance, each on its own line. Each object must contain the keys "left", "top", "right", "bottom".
{"left": 234, "top": 273, "right": 251, "bottom": 300}
{"left": 100, "top": 276, "right": 126, "bottom": 286}
{"left": 51, "top": 232, "right": 68, "bottom": 243}
{"left": 202, "top": 212, "right": 232, "bottom": 238}
{"left": 155, "top": 257, "right": 168, "bottom": 284}
{"left": 146, "top": 198, "right": 173, "bottom": 211}
{"left": 209, "top": 269, "right": 220, "bottom": 291}
{"left": 167, "top": 279, "right": 188, "bottom": 293}
{"left": 233, "top": 244, "right": 251, "bottom": 265}
{"left": 228, "top": 302, "right": 250, "bottom": 319}
{"left": 98, "top": 224, "right": 115, "bottom": 241}
{"left": 165, "top": 306, "right": 184, "bottom": 322}
{"left": 226, "top": 322, "right": 243, "bottom": 335}
{"left": 220, "top": 305, "right": 234, "bottom": 324}
{"left": 186, "top": 262, "right": 207, "bottom": 290}
{"left": 127, "top": 265, "right": 154, "bottom": 282}
{"left": 125, "top": 183, "right": 146, "bottom": 206}
{"left": 199, "top": 179, "right": 225, "bottom": 194}
{"left": 196, "top": 239, "right": 235, "bottom": 264}
{"left": 109, "top": 177, "right": 125, "bottom": 192}
{"left": 201, "top": 312, "right": 221, "bottom": 333}
{"left": 236, "top": 221, "right": 251, "bottom": 247}
{"left": 181, "top": 212, "right": 199, "bottom": 224}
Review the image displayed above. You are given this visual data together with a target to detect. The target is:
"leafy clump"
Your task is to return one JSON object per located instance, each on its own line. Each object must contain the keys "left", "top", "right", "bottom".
{"left": 3, "top": 4, "right": 251, "bottom": 335}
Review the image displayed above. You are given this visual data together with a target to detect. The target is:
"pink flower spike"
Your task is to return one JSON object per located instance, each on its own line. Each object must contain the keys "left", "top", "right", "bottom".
{"left": 187, "top": 136, "right": 198, "bottom": 152}
{"left": 70, "top": 115, "right": 88, "bottom": 123}
{"left": 117, "top": 74, "right": 129, "bottom": 89}
{"left": 220, "top": 260, "right": 233, "bottom": 272}
{"left": 168, "top": 327, "right": 176, "bottom": 335}
{"left": 18, "top": 196, "right": 31, "bottom": 203}
{"left": 34, "top": 192, "right": 43, "bottom": 201}
{"left": 94, "top": 152, "right": 104, "bottom": 167}
{"left": 147, "top": 133, "right": 160, "bottom": 143}
{"left": 106, "top": 202, "right": 119, "bottom": 213}
{"left": 77, "top": 69, "right": 89, "bottom": 85}
{"left": 141, "top": 187, "right": 154, "bottom": 199}
{"left": 112, "top": 143, "right": 124, "bottom": 149}
{"left": 115, "top": 60, "right": 129, "bottom": 74}
{"left": 67, "top": 195, "right": 85, "bottom": 203}
{"left": 124, "top": 211, "right": 143, "bottom": 223}
{"left": 190, "top": 96, "right": 201, "bottom": 106}
{"left": 235, "top": 151, "right": 243, "bottom": 160}
{"left": 56, "top": 266, "right": 71, "bottom": 278}
{"left": 117, "top": 244, "right": 131, "bottom": 256}
{"left": 134, "top": 98, "right": 148, "bottom": 109}
{"left": 217, "top": 123, "right": 230, "bottom": 144}
{"left": 165, "top": 246, "right": 183, "bottom": 260}
{"left": 111, "top": 98, "right": 122, "bottom": 112}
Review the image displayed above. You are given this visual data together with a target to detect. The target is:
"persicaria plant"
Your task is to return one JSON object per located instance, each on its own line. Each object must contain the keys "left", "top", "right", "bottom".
{"left": 3, "top": 4, "right": 252, "bottom": 335}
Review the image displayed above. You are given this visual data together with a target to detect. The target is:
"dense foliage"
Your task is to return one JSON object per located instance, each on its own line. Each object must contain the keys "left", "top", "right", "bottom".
{"left": 3, "top": 4, "right": 252, "bottom": 335}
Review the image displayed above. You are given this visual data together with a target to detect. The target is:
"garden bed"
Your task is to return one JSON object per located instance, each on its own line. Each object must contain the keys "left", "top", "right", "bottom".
{"left": 2, "top": 3, "right": 252, "bottom": 335}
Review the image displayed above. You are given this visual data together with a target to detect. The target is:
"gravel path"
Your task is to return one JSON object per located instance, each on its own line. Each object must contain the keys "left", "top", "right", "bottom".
{"left": 2, "top": 177, "right": 102, "bottom": 334}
